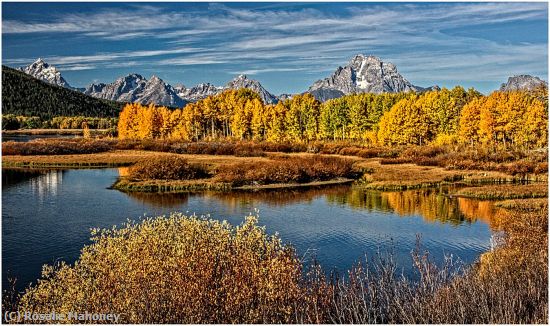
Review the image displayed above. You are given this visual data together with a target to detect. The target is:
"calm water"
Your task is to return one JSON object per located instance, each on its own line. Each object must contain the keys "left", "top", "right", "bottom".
{"left": 2, "top": 168, "right": 499, "bottom": 290}
{"left": 2, "top": 134, "right": 77, "bottom": 142}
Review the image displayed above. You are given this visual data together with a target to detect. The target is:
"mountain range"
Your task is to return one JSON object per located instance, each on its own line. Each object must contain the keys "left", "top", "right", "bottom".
{"left": 17, "top": 55, "right": 547, "bottom": 107}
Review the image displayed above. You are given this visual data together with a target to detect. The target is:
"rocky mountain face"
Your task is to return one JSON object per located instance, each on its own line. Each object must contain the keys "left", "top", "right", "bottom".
{"left": 500, "top": 75, "right": 547, "bottom": 92}
{"left": 307, "top": 54, "right": 432, "bottom": 101}
{"left": 19, "top": 55, "right": 447, "bottom": 107}
{"left": 175, "top": 83, "right": 222, "bottom": 102}
{"left": 225, "top": 74, "right": 279, "bottom": 104}
{"left": 84, "top": 74, "right": 186, "bottom": 107}
{"left": 175, "top": 75, "right": 278, "bottom": 104}
{"left": 19, "top": 58, "right": 73, "bottom": 89}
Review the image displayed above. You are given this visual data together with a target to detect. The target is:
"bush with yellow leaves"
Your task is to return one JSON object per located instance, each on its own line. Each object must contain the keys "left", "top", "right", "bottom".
{"left": 17, "top": 214, "right": 302, "bottom": 323}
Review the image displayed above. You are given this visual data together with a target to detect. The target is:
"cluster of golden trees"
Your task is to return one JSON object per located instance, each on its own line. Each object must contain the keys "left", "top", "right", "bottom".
{"left": 118, "top": 86, "right": 548, "bottom": 148}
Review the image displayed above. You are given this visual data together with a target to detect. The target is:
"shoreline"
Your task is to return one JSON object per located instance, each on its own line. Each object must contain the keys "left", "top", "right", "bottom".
{"left": 112, "top": 177, "right": 356, "bottom": 193}
{"left": 3, "top": 150, "right": 548, "bottom": 192}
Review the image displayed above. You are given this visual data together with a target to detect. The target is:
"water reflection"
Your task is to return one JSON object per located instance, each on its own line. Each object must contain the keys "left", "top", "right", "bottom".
{"left": 121, "top": 183, "right": 504, "bottom": 229}
{"left": 125, "top": 192, "right": 190, "bottom": 208}
{"left": 3, "top": 168, "right": 494, "bottom": 290}
{"left": 1, "top": 134, "right": 77, "bottom": 142}
{"left": 3, "top": 169, "right": 45, "bottom": 189}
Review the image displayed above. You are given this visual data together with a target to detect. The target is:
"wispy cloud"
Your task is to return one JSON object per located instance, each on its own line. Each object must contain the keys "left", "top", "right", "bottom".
{"left": 2, "top": 2, "right": 547, "bottom": 92}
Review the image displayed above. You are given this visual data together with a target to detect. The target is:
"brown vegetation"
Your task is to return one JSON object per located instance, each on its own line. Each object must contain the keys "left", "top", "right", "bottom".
{"left": 2, "top": 139, "right": 114, "bottom": 156}
{"left": 127, "top": 156, "right": 210, "bottom": 181}
{"left": 9, "top": 200, "right": 547, "bottom": 323}
{"left": 214, "top": 155, "right": 359, "bottom": 186}
{"left": 454, "top": 184, "right": 548, "bottom": 200}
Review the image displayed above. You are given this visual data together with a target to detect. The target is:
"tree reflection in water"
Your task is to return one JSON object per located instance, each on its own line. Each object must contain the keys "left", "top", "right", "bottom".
{"left": 120, "top": 181, "right": 503, "bottom": 229}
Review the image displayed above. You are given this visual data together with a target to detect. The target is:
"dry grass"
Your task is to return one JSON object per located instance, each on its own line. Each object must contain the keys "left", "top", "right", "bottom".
{"left": 214, "top": 155, "right": 359, "bottom": 186}
{"left": 2, "top": 129, "right": 110, "bottom": 135}
{"left": 2, "top": 139, "right": 114, "bottom": 155}
{"left": 127, "top": 156, "right": 210, "bottom": 181}
{"left": 396, "top": 145, "right": 548, "bottom": 175}
{"left": 494, "top": 198, "right": 548, "bottom": 210}
{"left": 454, "top": 184, "right": 548, "bottom": 200}
{"left": 2, "top": 150, "right": 270, "bottom": 169}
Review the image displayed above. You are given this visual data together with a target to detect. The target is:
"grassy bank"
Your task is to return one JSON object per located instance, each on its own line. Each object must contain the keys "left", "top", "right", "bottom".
{"left": 112, "top": 154, "right": 360, "bottom": 192}
{"left": 454, "top": 184, "right": 548, "bottom": 200}
{"left": 3, "top": 139, "right": 547, "bottom": 191}
{"left": 7, "top": 197, "right": 547, "bottom": 323}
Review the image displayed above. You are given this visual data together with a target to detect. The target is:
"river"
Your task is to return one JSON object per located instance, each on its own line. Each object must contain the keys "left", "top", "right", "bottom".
{"left": 2, "top": 168, "right": 498, "bottom": 290}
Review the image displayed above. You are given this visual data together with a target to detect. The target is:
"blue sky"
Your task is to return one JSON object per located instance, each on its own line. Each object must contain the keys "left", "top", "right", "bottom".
{"left": 2, "top": 2, "right": 548, "bottom": 94}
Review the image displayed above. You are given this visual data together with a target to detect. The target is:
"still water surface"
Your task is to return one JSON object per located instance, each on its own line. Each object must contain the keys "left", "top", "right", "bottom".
{"left": 2, "top": 168, "right": 499, "bottom": 290}
{"left": 2, "top": 134, "right": 77, "bottom": 142}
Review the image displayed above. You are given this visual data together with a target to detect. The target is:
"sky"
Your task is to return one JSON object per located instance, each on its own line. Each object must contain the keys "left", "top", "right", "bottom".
{"left": 2, "top": 2, "right": 548, "bottom": 94}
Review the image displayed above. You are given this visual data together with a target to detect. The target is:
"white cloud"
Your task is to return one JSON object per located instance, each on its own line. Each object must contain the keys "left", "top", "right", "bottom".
{"left": 3, "top": 2, "right": 547, "bottom": 91}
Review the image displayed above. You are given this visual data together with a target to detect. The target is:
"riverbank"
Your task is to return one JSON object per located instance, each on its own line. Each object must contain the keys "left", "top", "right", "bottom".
{"left": 454, "top": 184, "right": 548, "bottom": 200}
{"left": 3, "top": 149, "right": 547, "bottom": 190}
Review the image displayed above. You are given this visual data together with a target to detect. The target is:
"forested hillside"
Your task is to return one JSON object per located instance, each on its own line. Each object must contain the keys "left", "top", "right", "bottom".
{"left": 2, "top": 66, "right": 123, "bottom": 119}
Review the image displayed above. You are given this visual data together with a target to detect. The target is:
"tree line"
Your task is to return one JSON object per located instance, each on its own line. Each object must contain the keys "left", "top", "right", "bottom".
{"left": 2, "top": 115, "right": 118, "bottom": 130}
{"left": 117, "top": 86, "right": 548, "bottom": 149}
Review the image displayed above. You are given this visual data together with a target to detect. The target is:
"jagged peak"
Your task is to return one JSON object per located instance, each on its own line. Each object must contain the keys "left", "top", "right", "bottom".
{"left": 119, "top": 73, "right": 145, "bottom": 81}
{"left": 148, "top": 75, "right": 164, "bottom": 84}
{"left": 33, "top": 57, "right": 47, "bottom": 65}
{"left": 351, "top": 54, "right": 381, "bottom": 63}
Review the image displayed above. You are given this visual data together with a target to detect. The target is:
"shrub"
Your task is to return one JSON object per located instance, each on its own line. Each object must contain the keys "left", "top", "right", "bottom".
{"left": 16, "top": 214, "right": 303, "bottom": 323}
{"left": 9, "top": 203, "right": 548, "bottom": 324}
{"left": 128, "top": 156, "right": 210, "bottom": 180}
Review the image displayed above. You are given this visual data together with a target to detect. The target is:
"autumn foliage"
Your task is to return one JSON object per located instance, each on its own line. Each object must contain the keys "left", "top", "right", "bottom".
{"left": 118, "top": 86, "right": 547, "bottom": 150}
{"left": 13, "top": 204, "right": 547, "bottom": 323}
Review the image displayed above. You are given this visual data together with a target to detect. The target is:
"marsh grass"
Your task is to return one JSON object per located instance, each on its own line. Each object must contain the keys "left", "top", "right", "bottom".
{"left": 214, "top": 155, "right": 359, "bottom": 186}
{"left": 454, "top": 184, "right": 548, "bottom": 200}
{"left": 2, "top": 139, "right": 114, "bottom": 155}
{"left": 127, "top": 156, "right": 210, "bottom": 181}
{"left": 4, "top": 139, "right": 547, "bottom": 178}
{"left": 397, "top": 145, "right": 548, "bottom": 175}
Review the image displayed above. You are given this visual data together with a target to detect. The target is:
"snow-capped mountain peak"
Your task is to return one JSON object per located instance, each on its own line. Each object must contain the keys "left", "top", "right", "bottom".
{"left": 19, "top": 58, "right": 72, "bottom": 89}
{"left": 307, "top": 54, "right": 433, "bottom": 101}
{"left": 84, "top": 74, "right": 186, "bottom": 107}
